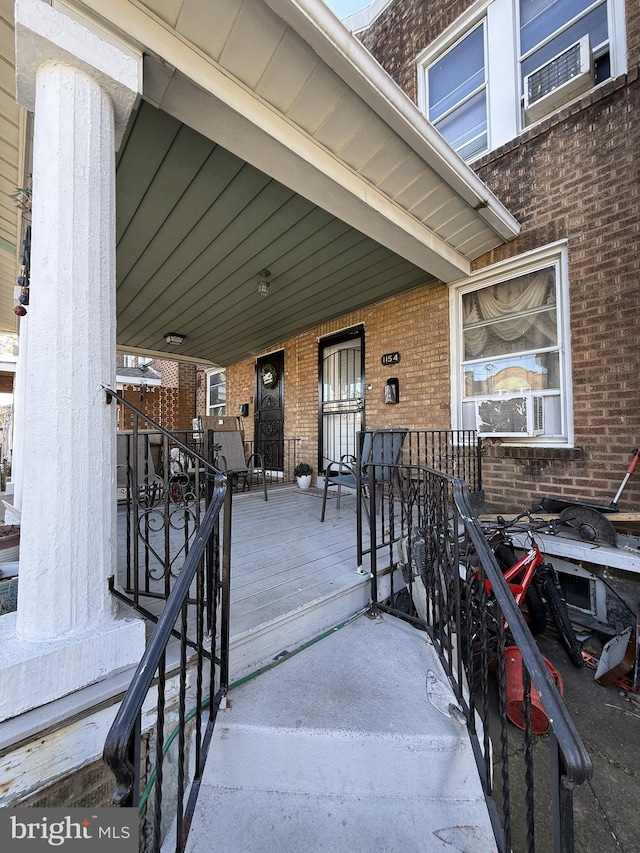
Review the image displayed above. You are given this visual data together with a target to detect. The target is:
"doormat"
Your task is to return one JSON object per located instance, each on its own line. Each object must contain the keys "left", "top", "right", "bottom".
{"left": 295, "top": 486, "right": 336, "bottom": 498}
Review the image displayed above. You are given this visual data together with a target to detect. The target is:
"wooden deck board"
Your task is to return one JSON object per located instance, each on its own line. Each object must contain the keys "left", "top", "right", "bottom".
{"left": 116, "top": 484, "right": 371, "bottom": 649}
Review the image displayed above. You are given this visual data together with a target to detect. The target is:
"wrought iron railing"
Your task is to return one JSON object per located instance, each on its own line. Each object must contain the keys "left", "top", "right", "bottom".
{"left": 364, "top": 460, "right": 592, "bottom": 853}
{"left": 105, "top": 389, "right": 233, "bottom": 851}
{"left": 108, "top": 389, "right": 221, "bottom": 616}
{"left": 401, "top": 428, "right": 482, "bottom": 496}
{"left": 243, "top": 437, "right": 301, "bottom": 484}
{"left": 353, "top": 429, "right": 482, "bottom": 564}
{"left": 103, "top": 475, "right": 231, "bottom": 853}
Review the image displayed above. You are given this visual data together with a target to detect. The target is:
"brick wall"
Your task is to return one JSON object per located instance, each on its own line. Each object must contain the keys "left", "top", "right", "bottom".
{"left": 473, "top": 77, "right": 640, "bottom": 511}
{"left": 118, "top": 386, "right": 194, "bottom": 431}
{"left": 157, "top": 360, "right": 180, "bottom": 388}
{"left": 351, "top": 0, "right": 640, "bottom": 513}
{"left": 227, "top": 282, "right": 451, "bottom": 473}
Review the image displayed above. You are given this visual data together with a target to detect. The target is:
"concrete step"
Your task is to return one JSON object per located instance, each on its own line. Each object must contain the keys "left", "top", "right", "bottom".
{"left": 228, "top": 575, "right": 370, "bottom": 682}
{"left": 185, "top": 612, "right": 496, "bottom": 853}
{"left": 227, "top": 569, "right": 399, "bottom": 683}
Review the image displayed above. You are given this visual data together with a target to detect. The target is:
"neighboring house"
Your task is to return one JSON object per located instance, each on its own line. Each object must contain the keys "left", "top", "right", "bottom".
{"left": 115, "top": 353, "right": 202, "bottom": 430}
{"left": 0, "top": 0, "right": 636, "bottom": 813}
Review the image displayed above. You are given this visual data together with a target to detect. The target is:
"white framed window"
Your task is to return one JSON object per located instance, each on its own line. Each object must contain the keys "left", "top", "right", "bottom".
{"left": 520, "top": 0, "right": 611, "bottom": 88}
{"left": 450, "top": 242, "right": 573, "bottom": 445}
{"left": 417, "top": 0, "right": 627, "bottom": 160}
{"left": 123, "top": 355, "right": 152, "bottom": 368}
{"left": 426, "top": 22, "right": 488, "bottom": 161}
{"left": 206, "top": 369, "right": 226, "bottom": 417}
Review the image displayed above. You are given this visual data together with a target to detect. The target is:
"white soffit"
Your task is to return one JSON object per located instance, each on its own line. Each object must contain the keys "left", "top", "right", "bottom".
{"left": 69, "top": 0, "right": 519, "bottom": 281}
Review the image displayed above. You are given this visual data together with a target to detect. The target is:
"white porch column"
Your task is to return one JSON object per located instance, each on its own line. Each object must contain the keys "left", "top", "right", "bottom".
{"left": 18, "top": 60, "right": 122, "bottom": 639}
{"left": 0, "top": 0, "right": 145, "bottom": 720}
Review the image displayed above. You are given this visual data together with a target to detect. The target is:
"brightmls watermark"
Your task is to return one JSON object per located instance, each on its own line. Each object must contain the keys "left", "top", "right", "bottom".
{"left": 0, "top": 808, "right": 138, "bottom": 851}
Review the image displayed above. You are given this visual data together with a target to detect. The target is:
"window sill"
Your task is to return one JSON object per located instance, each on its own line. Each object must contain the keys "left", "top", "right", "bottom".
{"left": 472, "top": 70, "right": 636, "bottom": 169}
{"left": 482, "top": 443, "right": 584, "bottom": 463}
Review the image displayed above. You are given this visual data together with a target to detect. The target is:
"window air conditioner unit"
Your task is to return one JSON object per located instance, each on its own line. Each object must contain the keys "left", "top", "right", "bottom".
{"left": 524, "top": 36, "right": 593, "bottom": 122}
{"left": 475, "top": 394, "right": 544, "bottom": 437}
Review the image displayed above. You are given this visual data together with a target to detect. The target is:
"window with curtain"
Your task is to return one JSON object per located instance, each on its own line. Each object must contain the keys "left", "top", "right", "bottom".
{"left": 206, "top": 369, "right": 226, "bottom": 416}
{"left": 452, "top": 246, "right": 571, "bottom": 442}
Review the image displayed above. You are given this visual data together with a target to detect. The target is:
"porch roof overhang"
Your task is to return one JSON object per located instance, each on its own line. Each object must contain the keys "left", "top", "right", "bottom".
{"left": 12, "top": 0, "right": 521, "bottom": 365}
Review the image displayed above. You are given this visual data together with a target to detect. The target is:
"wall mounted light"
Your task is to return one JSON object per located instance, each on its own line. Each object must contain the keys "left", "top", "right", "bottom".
{"left": 384, "top": 377, "right": 399, "bottom": 404}
{"left": 165, "top": 332, "right": 185, "bottom": 346}
{"left": 257, "top": 269, "right": 271, "bottom": 297}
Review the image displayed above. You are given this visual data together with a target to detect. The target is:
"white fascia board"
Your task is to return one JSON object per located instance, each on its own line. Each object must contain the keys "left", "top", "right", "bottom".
{"left": 115, "top": 373, "right": 161, "bottom": 386}
{"left": 263, "top": 0, "right": 520, "bottom": 243}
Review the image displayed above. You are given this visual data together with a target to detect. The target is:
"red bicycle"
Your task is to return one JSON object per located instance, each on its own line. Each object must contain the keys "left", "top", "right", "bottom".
{"left": 480, "top": 513, "right": 584, "bottom": 667}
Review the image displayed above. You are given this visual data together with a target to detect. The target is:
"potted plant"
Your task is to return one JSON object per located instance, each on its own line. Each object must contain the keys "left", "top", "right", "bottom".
{"left": 294, "top": 462, "right": 313, "bottom": 490}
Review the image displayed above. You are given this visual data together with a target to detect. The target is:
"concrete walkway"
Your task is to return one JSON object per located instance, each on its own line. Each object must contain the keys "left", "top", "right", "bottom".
{"left": 185, "top": 611, "right": 496, "bottom": 853}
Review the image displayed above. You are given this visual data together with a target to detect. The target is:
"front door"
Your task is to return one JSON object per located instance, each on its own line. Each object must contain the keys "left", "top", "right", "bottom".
{"left": 254, "top": 352, "right": 285, "bottom": 471}
{"left": 319, "top": 327, "right": 364, "bottom": 472}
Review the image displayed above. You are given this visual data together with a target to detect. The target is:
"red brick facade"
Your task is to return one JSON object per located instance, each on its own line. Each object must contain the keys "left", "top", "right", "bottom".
{"left": 219, "top": 1, "right": 640, "bottom": 514}
{"left": 118, "top": 386, "right": 192, "bottom": 431}
{"left": 353, "top": 0, "right": 640, "bottom": 512}
{"left": 226, "top": 282, "right": 452, "bottom": 476}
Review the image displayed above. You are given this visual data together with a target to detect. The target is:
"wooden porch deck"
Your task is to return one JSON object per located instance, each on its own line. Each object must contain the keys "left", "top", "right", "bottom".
{"left": 116, "top": 482, "right": 383, "bottom": 681}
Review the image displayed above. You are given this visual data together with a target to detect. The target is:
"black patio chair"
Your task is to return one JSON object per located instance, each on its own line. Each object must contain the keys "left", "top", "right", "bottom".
{"left": 320, "top": 430, "right": 406, "bottom": 522}
{"left": 213, "top": 431, "right": 268, "bottom": 500}
{"left": 116, "top": 431, "right": 163, "bottom": 505}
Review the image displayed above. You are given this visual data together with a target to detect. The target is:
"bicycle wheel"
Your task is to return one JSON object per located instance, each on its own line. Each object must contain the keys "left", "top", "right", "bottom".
{"left": 539, "top": 566, "right": 584, "bottom": 667}
{"left": 523, "top": 582, "right": 548, "bottom": 636}
{"left": 494, "top": 543, "right": 547, "bottom": 635}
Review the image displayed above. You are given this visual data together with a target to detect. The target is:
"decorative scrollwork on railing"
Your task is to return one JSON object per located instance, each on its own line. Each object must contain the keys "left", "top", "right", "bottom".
{"left": 132, "top": 472, "right": 201, "bottom": 581}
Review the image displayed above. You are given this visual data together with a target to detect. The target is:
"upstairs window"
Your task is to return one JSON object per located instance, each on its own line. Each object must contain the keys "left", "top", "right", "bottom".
{"left": 427, "top": 23, "right": 488, "bottom": 161}
{"left": 520, "top": 0, "right": 610, "bottom": 86}
{"left": 417, "top": 0, "right": 626, "bottom": 161}
{"left": 520, "top": 0, "right": 611, "bottom": 122}
{"left": 123, "top": 355, "right": 152, "bottom": 369}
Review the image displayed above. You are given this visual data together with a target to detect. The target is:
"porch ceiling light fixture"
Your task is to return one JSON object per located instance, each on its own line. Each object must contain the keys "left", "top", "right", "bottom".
{"left": 165, "top": 332, "right": 185, "bottom": 346}
{"left": 257, "top": 269, "right": 271, "bottom": 297}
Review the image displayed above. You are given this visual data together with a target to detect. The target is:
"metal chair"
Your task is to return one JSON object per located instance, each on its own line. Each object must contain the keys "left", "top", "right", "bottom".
{"left": 213, "top": 431, "right": 268, "bottom": 500}
{"left": 320, "top": 430, "right": 406, "bottom": 522}
{"left": 116, "top": 431, "right": 163, "bottom": 503}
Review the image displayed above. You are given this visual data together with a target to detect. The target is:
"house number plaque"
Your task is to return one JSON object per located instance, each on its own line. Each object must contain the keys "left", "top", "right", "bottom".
{"left": 381, "top": 351, "right": 401, "bottom": 366}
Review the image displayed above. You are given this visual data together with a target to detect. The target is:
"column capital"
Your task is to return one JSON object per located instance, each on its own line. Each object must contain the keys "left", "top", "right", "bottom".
{"left": 15, "top": 0, "right": 142, "bottom": 147}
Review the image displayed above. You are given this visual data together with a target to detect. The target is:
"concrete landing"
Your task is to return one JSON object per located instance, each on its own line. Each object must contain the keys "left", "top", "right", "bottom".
{"left": 185, "top": 612, "right": 496, "bottom": 852}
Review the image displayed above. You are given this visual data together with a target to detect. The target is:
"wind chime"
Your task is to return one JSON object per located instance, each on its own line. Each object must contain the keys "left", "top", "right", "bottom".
{"left": 14, "top": 226, "right": 31, "bottom": 316}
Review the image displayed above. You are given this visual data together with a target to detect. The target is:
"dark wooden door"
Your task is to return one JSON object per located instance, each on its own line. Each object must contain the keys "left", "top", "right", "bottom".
{"left": 254, "top": 352, "right": 284, "bottom": 471}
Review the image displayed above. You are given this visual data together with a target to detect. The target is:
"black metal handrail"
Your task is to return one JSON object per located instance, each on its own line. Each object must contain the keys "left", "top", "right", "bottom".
{"left": 106, "top": 387, "right": 222, "bottom": 617}
{"left": 103, "top": 470, "right": 231, "bottom": 853}
{"left": 365, "top": 460, "right": 592, "bottom": 853}
{"left": 402, "top": 428, "right": 482, "bottom": 494}
{"left": 243, "top": 437, "right": 301, "bottom": 483}
{"left": 352, "top": 429, "right": 482, "bottom": 565}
